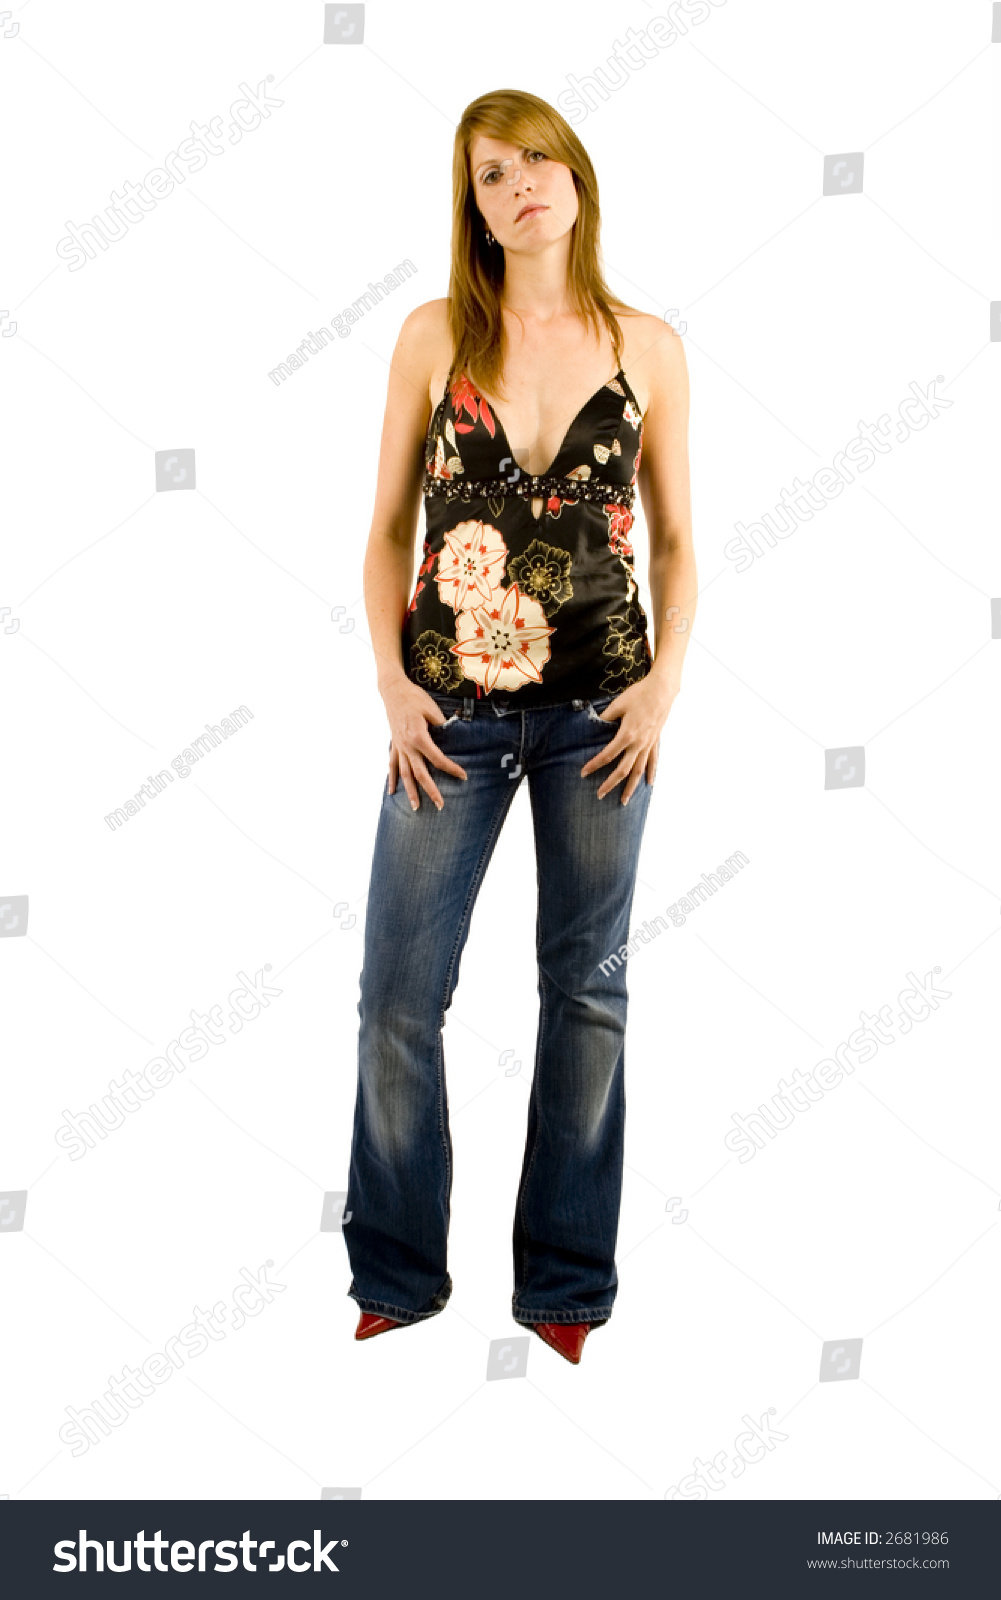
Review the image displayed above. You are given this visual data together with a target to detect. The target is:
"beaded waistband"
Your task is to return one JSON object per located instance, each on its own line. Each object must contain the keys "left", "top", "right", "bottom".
{"left": 422, "top": 472, "right": 635, "bottom": 511}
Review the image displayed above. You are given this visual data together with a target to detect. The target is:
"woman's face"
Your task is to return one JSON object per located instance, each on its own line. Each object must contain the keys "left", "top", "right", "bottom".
{"left": 468, "top": 133, "right": 578, "bottom": 252}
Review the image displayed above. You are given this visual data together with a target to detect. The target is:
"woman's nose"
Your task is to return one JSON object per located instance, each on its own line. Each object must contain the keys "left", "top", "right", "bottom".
{"left": 496, "top": 157, "right": 524, "bottom": 188}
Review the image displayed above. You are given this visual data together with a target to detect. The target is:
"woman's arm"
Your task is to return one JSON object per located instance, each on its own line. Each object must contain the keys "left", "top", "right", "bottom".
{"left": 362, "top": 303, "right": 469, "bottom": 810}
{"left": 638, "top": 320, "right": 696, "bottom": 695}
{"left": 363, "top": 307, "right": 436, "bottom": 693}
{"left": 581, "top": 318, "right": 695, "bottom": 803}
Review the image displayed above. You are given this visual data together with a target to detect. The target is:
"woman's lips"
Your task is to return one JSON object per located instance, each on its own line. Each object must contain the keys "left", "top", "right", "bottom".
{"left": 515, "top": 204, "right": 547, "bottom": 222}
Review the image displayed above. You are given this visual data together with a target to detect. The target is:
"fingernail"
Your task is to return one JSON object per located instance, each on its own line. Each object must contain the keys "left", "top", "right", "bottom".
{"left": 411, "top": 800, "right": 418, "bottom": 811}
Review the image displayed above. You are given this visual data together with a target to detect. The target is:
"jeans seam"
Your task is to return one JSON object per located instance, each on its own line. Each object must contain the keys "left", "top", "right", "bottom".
{"left": 517, "top": 897, "right": 548, "bottom": 1298}
{"left": 348, "top": 1289, "right": 450, "bottom": 1324}
{"left": 436, "top": 781, "right": 522, "bottom": 1207}
{"left": 512, "top": 1309, "right": 613, "bottom": 1325}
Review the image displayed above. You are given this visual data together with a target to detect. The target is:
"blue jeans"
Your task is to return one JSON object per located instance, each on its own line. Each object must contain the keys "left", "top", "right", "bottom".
{"left": 343, "top": 689, "right": 654, "bottom": 1327}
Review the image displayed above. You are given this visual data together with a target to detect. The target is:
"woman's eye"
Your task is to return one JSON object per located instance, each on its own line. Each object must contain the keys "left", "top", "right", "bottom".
{"left": 481, "top": 153, "right": 546, "bottom": 184}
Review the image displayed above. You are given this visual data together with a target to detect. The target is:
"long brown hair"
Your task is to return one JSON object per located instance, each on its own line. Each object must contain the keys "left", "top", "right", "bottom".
{"left": 447, "top": 88, "right": 626, "bottom": 399}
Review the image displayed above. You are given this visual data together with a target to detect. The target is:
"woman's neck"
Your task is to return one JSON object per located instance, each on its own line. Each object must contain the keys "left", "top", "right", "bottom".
{"left": 498, "top": 235, "right": 573, "bottom": 326}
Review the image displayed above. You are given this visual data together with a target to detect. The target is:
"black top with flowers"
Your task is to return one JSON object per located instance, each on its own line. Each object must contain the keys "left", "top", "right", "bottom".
{"left": 402, "top": 366, "right": 654, "bottom": 706}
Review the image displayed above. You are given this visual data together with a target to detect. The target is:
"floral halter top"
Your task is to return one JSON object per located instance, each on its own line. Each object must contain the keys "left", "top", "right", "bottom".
{"left": 402, "top": 365, "right": 654, "bottom": 705}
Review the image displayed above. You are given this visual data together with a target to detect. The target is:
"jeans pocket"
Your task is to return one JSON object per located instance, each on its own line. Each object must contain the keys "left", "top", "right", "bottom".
{"left": 585, "top": 696, "right": 618, "bottom": 724}
{"left": 426, "top": 701, "right": 470, "bottom": 749}
{"left": 432, "top": 702, "right": 465, "bottom": 730}
{"left": 423, "top": 693, "right": 463, "bottom": 726}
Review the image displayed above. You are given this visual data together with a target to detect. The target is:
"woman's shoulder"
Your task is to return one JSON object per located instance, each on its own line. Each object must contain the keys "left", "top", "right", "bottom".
{"left": 613, "top": 303, "right": 678, "bottom": 353}
{"left": 614, "top": 305, "right": 686, "bottom": 418}
{"left": 401, "top": 296, "right": 450, "bottom": 330}
{"left": 398, "top": 297, "right": 451, "bottom": 357}
{"left": 396, "top": 299, "right": 453, "bottom": 408}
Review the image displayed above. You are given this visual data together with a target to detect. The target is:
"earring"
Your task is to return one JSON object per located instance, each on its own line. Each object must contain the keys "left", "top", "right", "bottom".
{"left": 484, "top": 227, "right": 495, "bottom": 245}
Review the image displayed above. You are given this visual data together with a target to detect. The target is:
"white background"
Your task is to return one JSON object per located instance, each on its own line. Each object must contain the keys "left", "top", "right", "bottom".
{"left": 1, "top": 0, "right": 998, "bottom": 1502}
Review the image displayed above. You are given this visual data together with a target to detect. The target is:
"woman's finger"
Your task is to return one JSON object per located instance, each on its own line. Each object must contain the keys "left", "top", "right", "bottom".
{"left": 405, "top": 748, "right": 444, "bottom": 811}
{"left": 620, "top": 760, "right": 648, "bottom": 805}
{"left": 417, "top": 726, "right": 467, "bottom": 781}
{"left": 580, "top": 732, "right": 626, "bottom": 779}
{"left": 397, "top": 748, "right": 421, "bottom": 811}
{"left": 595, "top": 748, "right": 641, "bottom": 800}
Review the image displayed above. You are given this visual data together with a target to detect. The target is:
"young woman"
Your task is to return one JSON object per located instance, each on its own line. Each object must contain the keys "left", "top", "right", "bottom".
{"left": 343, "top": 88, "right": 695, "bottom": 1365}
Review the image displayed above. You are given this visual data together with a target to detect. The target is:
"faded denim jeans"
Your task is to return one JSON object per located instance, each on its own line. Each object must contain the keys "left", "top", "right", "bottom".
{"left": 343, "top": 689, "right": 654, "bottom": 1327}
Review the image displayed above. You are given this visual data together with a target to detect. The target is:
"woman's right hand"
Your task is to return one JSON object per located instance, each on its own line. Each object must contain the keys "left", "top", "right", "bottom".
{"left": 381, "top": 676, "right": 468, "bottom": 811}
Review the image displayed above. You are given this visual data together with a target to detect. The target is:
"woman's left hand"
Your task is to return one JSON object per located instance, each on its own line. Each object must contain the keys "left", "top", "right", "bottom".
{"left": 581, "top": 670, "right": 680, "bottom": 803}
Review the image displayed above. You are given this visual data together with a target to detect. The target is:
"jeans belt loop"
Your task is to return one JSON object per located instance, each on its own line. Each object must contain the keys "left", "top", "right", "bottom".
{"left": 461, "top": 696, "right": 474, "bottom": 721}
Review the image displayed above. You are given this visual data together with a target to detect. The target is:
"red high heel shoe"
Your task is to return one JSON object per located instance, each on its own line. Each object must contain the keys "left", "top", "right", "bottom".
{"left": 532, "top": 1322, "right": 590, "bottom": 1365}
{"left": 355, "top": 1312, "right": 405, "bottom": 1341}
